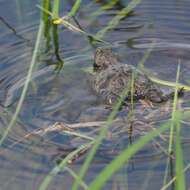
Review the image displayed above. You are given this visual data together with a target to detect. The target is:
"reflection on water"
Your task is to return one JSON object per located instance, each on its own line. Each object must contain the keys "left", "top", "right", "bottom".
{"left": 1, "top": 0, "right": 190, "bottom": 189}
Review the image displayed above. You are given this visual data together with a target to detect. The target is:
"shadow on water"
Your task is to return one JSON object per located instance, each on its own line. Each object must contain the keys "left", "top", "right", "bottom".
{"left": 1, "top": 0, "right": 190, "bottom": 189}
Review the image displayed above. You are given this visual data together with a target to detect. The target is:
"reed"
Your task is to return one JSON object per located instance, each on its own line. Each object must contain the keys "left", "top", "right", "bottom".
{"left": 68, "top": 0, "right": 82, "bottom": 17}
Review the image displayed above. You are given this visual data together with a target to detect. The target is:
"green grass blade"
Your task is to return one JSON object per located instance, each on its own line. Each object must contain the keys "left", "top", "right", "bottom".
{"left": 42, "top": 0, "right": 51, "bottom": 51}
{"left": 161, "top": 161, "right": 190, "bottom": 190}
{"left": 91, "top": 0, "right": 119, "bottom": 17}
{"left": 96, "top": 0, "right": 141, "bottom": 39}
{"left": 162, "top": 63, "right": 186, "bottom": 190}
{"left": 162, "top": 64, "right": 180, "bottom": 186}
{"left": 175, "top": 111, "right": 185, "bottom": 190}
{"left": 37, "top": 4, "right": 53, "bottom": 17}
{"left": 52, "top": 0, "right": 59, "bottom": 18}
{"left": 61, "top": 130, "right": 94, "bottom": 141}
{"left": 38, "top": 142, "right": 93, "bottom": 190}
{"left": 64, "top": 167, "right": 88, "bottom": 190}
{"left": 168, "top": 64, "right": 181, "bottom": 155}
{"left": 0, "top": 21, "right": 44, "bottom": 146}
{"left": 174, "top": 63, "right": 185, "bottom": 190}
{"left": 52, "top": 24, "right": 64, "bottom": 70}
{"left": 42, "top": 0, "right": 51, "bottom": 22}
{"left": 68, "top": 0, "right": 82, "bottom": 17}
{"left": 149, "top": 76, "right": 190, "bottom": 91}
{"left": 87, "top": 122, "right": 171, "bottom": 190}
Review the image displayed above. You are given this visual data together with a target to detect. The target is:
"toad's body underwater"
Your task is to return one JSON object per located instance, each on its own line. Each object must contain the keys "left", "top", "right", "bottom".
{"left": 93, "top": 48, "right": 182, "bottom": 105}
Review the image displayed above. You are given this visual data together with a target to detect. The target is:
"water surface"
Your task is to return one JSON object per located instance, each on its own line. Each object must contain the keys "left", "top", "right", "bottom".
{"left": 1, "top": 0, "right": 190, "bottom": 189}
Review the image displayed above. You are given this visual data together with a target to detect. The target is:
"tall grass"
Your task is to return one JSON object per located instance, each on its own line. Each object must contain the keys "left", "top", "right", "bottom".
{"left": 175, "top": 110, "right": 185, "bottom": 190}
{"left": 95, "top": 0, "right": 141, "bottom": 39}
{"left": 91, "top": 0, "right": 119, "bottom": 18}
{"left": 162, "top": 63, "right": 186, "bottom": 190}
{"left": 42, "top": 0, "right": 51, "bottom": 51}
{"left": 173, "top": 63, "right": 185, "bottom": 190}
{"left": 68, "top": 0, "right": 82, "bottom": 17}
{"left": 52, "top": 0, "right": 59, "bottom": 19}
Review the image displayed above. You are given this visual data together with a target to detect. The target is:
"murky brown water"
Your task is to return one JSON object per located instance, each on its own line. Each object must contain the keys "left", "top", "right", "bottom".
{"left": 1, "top": 0, "right": 190, "bottom": 189}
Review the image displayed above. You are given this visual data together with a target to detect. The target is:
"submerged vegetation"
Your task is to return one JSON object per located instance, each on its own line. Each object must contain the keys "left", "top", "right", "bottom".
{"left": 1, "top": 0, "right": 190, "bottom": 190}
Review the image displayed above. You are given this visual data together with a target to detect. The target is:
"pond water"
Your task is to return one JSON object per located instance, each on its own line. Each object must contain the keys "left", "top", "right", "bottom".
{"left": 1, "top": 0, "right": 190, "bottom": 189}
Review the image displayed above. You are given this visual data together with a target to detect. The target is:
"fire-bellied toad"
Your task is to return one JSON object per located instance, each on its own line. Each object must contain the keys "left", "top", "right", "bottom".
{"left": 93, "top": 47, "right": 182, "bottom": 105}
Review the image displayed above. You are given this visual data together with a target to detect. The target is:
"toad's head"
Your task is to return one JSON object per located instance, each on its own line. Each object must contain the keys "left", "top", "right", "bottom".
{"left": 94, "top": 48, "right": 118, "bottom": 71}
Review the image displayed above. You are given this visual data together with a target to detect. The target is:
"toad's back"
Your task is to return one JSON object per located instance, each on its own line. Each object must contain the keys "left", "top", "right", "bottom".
{"left": 93, "top": 48, "right": 174, "bottom": 105}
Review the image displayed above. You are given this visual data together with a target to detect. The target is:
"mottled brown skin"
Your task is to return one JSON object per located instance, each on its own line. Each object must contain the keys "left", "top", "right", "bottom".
{"left": 93, "top": 48, "right": 179, "bottom": 105}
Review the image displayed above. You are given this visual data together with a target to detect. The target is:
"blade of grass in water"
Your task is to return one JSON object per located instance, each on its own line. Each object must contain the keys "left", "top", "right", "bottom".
{"left": 168, "top": 64, "right": 181, "bottom": 155}
{"left": 174, "top": 63, "right": 185, "bottom": 190}
{"left": 68, "top": 0, "right": 82, "bottom": 17}
{"left": 42, "top": 0, "right": 51, "bottom": 21}
{"left": 91, "top": 0, "right": 119, "bottom": 18}
{"left": 149, "top": 76, "right": 190, "bottom": 91}
{"left": 51, "top": 0, "right": 64, "bottom": 70}
{"left": 95, "top": 0, "right": 141, "bottom": 39}
{"left": 162, "top": 109, "right": 190, "bottom": 190}
{"left": 61, "top": 130, "right": 94, "bottom": 141}
{"left": 162, "top": 63, "right": 185, "bottom": 190}
{"left": 64, "top": 167, "right": 88, "bottom": 190}
{"left": 52, "top": 23, "right": 64, "bottom": 70}
{"left": 175, "top": 111, "right": 185, "bottom": 190}
{"left": 38, "top": 0, "right": 82, "bottom": 18}
{"left": 37, "top": 5, "right": 53, "bottom": 17}
{"left": 161, "top": 113, "right": 190, "bottom": 190}
{"left": 52, "top": 0, "right": 59, "bottom": 19}
{"left": 138, "top": 46, "right": 189, "bottom": 91}
{"left": 0, "top": 21, "right": 44, "bottom": 146}
{"left": 161, "top": 161, "right": 190, "bottom": 190}
{"left": 38, "top": 141, "right": 93, "bottom": 190}
{"left": 162, "top": 64, "right": 180, "bottom": 187}
{"left": 42, "top": 0, "right": 51, "bottom": 51}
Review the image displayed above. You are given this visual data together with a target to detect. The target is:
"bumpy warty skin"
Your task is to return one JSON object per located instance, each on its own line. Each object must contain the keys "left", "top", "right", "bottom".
{"left": 93, "top": 48, "right": 172, "bottom": 105}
